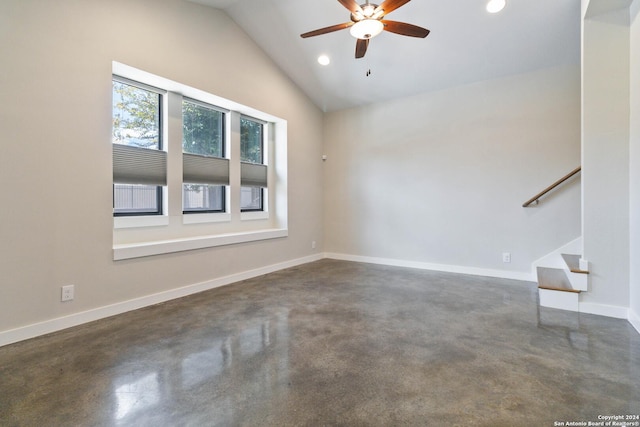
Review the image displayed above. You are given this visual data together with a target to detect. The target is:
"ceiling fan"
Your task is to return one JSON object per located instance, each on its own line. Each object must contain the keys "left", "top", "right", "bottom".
{"left": 300, "top": 0, "right": 430, "bottom": 59}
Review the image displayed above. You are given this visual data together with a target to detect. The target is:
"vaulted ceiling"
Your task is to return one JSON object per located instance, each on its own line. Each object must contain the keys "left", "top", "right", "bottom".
{"left": 187, "top": 0, "right": 581, "bottom": 112}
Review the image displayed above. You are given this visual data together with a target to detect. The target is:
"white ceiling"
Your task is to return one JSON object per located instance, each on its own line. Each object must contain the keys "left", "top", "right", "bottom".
{"left": 187, "top": 0, "right": 581, "bottom": 112}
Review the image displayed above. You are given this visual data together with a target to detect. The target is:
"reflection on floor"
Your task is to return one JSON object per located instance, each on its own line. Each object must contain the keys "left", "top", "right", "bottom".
{"left": 1, "top": 259, "right": 639, "bottom": 425}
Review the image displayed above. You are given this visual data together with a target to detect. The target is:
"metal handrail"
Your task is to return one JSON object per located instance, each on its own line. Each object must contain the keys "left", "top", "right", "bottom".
{"left": 522, "top": 166, "right": 581, "bottom": 207}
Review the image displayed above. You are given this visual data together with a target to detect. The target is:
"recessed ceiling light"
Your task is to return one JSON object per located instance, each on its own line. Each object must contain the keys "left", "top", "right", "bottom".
{"left": 486, "top": 0, "right": 506, "bottom": 13}
{"left": 317, "top": 55, "right": 330, "bottom": 66}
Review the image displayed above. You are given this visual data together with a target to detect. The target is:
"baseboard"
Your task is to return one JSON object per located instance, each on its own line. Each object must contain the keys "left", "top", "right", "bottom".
{"left": 579, "top": 302, "right": 629, "bottom": 319}
{"left": 0, "top": 253, "right": 323, "bottom": 347}
{"left": 324, "top": 252, "right": 535, "bottom": 282}
{"left": 629, "top": 309, "right": 640, "bottom": 335}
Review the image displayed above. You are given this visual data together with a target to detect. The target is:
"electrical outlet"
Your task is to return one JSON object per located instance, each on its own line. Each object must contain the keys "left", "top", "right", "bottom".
{"left": 311, "top": 241, "right": 316, "bottom": 249}
{"left": 61, "top": 285, "right": 74, "bottom": 302}
{"left": 502, "top": 253, "right": 511, "bottom": 263}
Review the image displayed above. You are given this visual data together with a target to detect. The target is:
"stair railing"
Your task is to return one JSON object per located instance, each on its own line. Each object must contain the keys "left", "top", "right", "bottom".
{"left": 522, "top": 166, "right": 581, "bottom": 207}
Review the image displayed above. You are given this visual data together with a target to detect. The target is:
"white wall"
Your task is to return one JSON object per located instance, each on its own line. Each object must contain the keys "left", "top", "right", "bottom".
{"left": 630, "top": 0, "right": 640, "bottom": 329}
{"left": 0, "top": 0, "right": 324, "bottom": 340}
{"left": 582, "top": 5, "right": 631, "bottom": 312}
{"left": 323, "top": 65, "right": 581, "bottom": 277}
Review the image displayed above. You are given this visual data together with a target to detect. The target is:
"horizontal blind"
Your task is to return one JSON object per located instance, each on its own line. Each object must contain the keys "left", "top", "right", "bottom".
{"left": 183, "top": 154, "right": 229, "bottom": 185}
{"left": 113, "top": 144, "right": 167, "bottom": 186}
{"left": 240, "top": 162, "right": 268, "bottom": 187}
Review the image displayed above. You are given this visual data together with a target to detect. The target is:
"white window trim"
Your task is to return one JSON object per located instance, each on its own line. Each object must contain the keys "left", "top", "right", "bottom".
{"left": 183, "top": 212, "right": 231, "bottom": 225}
{"left": 113, "top": 228, "right": 288, "bottom": 260}
{"left": 112, "top": 62, "right": 287, "bottom": 260}
{"left": 114, "top": 215, "right": 170, "bottom": 229}
{"left": 241, "top": 210, "right": 269, "bottom": 221}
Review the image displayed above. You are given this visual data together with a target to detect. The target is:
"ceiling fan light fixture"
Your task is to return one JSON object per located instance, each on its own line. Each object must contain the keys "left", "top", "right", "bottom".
{"left": 350, "top": 19, "right": 384, "bottom": 40}
{"left": 362, "top": 4, "right": 375, "bottom": 17}
{"left": 486, "top": 0, "right": 506, "bottom": 13}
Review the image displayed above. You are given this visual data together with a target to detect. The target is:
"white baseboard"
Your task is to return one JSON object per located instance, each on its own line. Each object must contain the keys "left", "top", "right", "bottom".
{"left": 0, "top": 254, "right": 323, "bottom": 347}
{"left": 324, "top": 252, "right": 535, "bottom": 282}
{"left": 579, "top": 302, "right": 629, "bottom": 319}
{"left": 4, "top": 252, "right": 634, "bottom": 347}
{"left": 629, "top": 309, "right": 640, "bottom": 335}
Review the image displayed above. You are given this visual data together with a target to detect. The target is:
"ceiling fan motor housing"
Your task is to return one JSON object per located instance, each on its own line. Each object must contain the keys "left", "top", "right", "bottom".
{"left": 350, "top": 3, "right": 381, "bottom": 22}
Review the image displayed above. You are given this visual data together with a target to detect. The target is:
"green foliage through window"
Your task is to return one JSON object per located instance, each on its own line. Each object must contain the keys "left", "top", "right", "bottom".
{"left": 112, "top": 79, "right": 163, "bottom": 215}
{"left": 182, "top": 101, "right": 224, "bottom": 157}
{"left": 240, "top": 117, "right": 263, "bottom": 164}
{"left": 182, "top": 100, "right": 226, "bottom": 213}
{"left": 112, "top": 81, "right": 161, "bottom": 149}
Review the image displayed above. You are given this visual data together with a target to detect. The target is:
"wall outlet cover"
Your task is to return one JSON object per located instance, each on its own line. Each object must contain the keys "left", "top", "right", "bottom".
{"left": 61, "top": 285, "right": 75, "bottom": 302}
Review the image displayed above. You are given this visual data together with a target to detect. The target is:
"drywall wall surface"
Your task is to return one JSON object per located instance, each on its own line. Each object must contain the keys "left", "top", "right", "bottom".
{"left": 582, "top": 7, "right": 631, "bottom": 308}
{"left": 582, "top": 0, "right": 590, "bottom": 18}
{"left": 323, "top": 65, "right": 581, "bottom": 275}
{"left": 630, "top": 0, "right": 640, "bottom": 325}
{"left": 0, "top": 0, "right": 323, "bottom": 334}
{"left": 585, "top": 0, "right": 634, "bottom": 19}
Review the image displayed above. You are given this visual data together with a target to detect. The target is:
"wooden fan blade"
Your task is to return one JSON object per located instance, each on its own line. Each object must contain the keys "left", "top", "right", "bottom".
{"left": 301, "top": 22, "right": 354, "bottom": 38}
{"left": 355, "top": 38, "right": 369, "bottom": 59}
{"left": 381, "top": 20, "right": 430, "bottom": 38}
{"left": 337, "top": 0, "right": 363, "bottom": 14}
{"left": 374, "top": 0, "right": 411, "bottom": 16}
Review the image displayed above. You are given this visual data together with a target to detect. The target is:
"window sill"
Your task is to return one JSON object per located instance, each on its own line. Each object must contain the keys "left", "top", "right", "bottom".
{"left": 183, "top": 212, "right": 231, "bottom": 225}
{"left": 114, "top": 215, "right": 169, "bottom": 229}
{"left": 113, "top": 228, "right": 288, "bottom": 260}
{"left": 241, "top": 211, "right": 269, "bottom": 221}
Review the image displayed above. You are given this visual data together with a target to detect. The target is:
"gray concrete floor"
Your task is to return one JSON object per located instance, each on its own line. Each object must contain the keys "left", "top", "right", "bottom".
{"left": 1, "top": 259, "right": 639, "bottom": 426}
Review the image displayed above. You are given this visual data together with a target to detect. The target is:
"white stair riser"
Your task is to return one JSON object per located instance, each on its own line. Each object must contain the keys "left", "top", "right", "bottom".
{"left": 579, "top": 258, "right": 589, "bottom": 271}
{"left": 566, "top": 270, "right": 588, "bottom": 291}
{"left": 539, "top": 288, "right": 580, "bottom": 312}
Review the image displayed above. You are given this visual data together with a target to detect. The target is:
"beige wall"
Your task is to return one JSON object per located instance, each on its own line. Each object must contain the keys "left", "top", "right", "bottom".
{"left": 323, "top": 65, "right": 581, "bottom": 275}
{"left": 582, "top": 5, "right": 631, "bottom": 311}
{"left": 630, "top": 0, "right": 640, "bottom": 325}
{"left": 0, "top": 0, "right": 324, "bottom": 335}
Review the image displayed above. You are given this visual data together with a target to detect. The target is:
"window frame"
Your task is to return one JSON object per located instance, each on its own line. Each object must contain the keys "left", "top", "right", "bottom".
{"left": 181, "top": 97, "right": 228, "bottom": 215}
{"left": 240, "top": 115, "right": 266, "bottom": 213}
{"left": 182, "top": 185, "right": 226, "bottom": 215}
{"left": 113, "top": 185, "right": 163, "bottom": 217}
{"left": 112, "top": 76, "right": 165, "bottom": 217}
{"left": 112, "top": 62, "right": 288, "bottom": 260}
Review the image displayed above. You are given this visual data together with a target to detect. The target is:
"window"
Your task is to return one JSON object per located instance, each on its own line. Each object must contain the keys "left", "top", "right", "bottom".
{"left": 240, "top": 117, "right": 266, "bottom": 212}
{"left": 111, "top": 62, "right": 288, "bottom": 260}
{"left": 182, "top": 99, "right": 227, "bottom": 213}
{"left": 112, "top": 79, "right": 164, "bottom": 216}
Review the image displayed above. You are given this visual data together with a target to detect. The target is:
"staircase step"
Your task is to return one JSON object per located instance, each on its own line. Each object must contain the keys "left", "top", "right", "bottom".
{"left": 539, "top": 288, "right": 580, "bottom": 312}
{"left": 537, "top": 267, "right": 580, "bottom": 293}
{"left": 561, "top": 254, "right": 589, "bottom": 274}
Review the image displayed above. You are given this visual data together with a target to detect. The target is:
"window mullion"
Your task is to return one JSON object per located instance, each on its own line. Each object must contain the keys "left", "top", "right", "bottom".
{"left": 166, "top": 92, "right": 184, "bottom": 218}
{"left": 229, "top": 111, "right": 242, "bottom": 221}
{"left": 266, "top": 122, "right": 274, "bottom": 213}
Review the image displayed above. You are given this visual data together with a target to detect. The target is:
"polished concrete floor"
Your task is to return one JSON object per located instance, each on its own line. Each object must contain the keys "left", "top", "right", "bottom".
{"left": 1, "top": 259, "right": 639, "bottom": 426}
